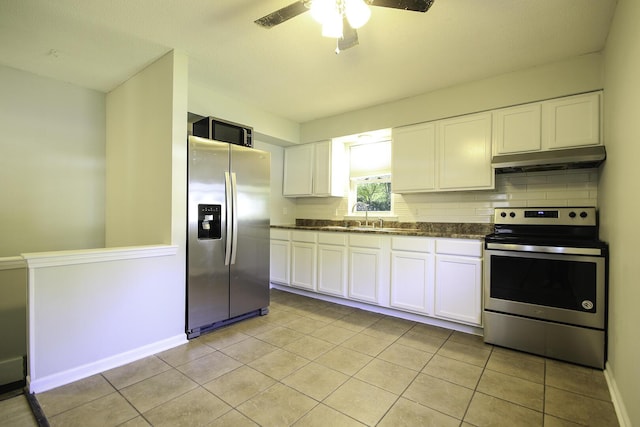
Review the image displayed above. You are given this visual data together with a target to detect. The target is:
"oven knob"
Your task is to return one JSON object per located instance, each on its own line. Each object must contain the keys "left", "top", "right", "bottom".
{"left": 509, "top": 212, "right": 516, "bottom": 218}
{"left": 569, "top": 211, "right": 576, "bottom": 218}
{"left": 580, "top": 211, "right": 588, "bottom": 218}
{"left": 500, "top": 212, "right": 507, "bottom": 218}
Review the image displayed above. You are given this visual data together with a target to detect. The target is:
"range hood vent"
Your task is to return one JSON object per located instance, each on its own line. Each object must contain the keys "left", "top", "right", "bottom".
{"left": 492, "top": 146, "right": 606, "bottom": 174}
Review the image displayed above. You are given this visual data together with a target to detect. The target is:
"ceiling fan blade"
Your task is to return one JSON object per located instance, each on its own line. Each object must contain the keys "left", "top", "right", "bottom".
{"left": 367, "top": 0, "right": 435, "bottom": 13}
{"left": 338, "top": 19, "right": 359, "bottom": 52}
{"left": 255, "top": 1, "right": 310, "bottom": 28}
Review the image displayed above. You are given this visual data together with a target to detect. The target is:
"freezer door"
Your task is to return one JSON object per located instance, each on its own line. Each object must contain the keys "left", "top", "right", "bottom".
{"left": 229, "top": 145, "right": 271, "bottom": 317}
{"left": 187, "top": 136, "right": 230, "bottom": 331}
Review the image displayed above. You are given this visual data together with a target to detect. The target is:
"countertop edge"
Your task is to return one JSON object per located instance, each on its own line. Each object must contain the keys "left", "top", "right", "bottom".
{"left": 270, "top": 224, "right": 488, "bottom": 240}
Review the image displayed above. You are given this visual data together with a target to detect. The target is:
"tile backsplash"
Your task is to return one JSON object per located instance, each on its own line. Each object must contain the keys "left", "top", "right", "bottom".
{"left": 293, "top": 168, "right": 599, "bottom": 224}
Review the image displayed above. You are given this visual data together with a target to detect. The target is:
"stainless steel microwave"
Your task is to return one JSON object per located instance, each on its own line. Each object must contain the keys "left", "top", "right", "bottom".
{"left": 192, "top": 116, "right": 253, "bottom": 148}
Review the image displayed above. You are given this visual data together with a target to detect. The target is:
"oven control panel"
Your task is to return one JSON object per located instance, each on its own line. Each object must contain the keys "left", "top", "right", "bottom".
{"left": 494, "top": 207, "right": 597, "bottom": 226}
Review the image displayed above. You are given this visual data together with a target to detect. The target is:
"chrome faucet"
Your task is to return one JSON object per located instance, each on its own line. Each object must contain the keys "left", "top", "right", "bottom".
{"left": 352, "top": 202, "right": 370, "bottom": 227}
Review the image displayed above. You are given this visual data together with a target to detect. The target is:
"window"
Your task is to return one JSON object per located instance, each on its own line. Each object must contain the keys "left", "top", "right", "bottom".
{"left": 349, "top": 140, "right": 392, "bottom": 213}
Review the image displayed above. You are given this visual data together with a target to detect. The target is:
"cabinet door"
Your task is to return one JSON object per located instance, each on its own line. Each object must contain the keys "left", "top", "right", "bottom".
{"left": 434, "top": 255, "right": 482, "bottom": 325}
{"left": 317, "top": 244, "right": 348, "bottom": 297}
{"left": 290, "top": 242, "right": 316, "bottom": 290}
{"left": 270, "top": 240, "right": 290, "bottom": 285}
{"left": 348, "top": 247, "right": 381, "bottom": 304}
{"left": 390, "top": 251, "right": 433, "bottom": 314}
{"left": 283, "top": 144, "right": 314, "bottom": 196}
{"left": 392, "top": 123, "right": 437, "bottom": 192}
{"left": 313, "top": 141, "right": 331, "bottom": 196}
{"left": 543, "top": 92, "right": 601, "bottom": 149}
{"left": 493, "top": 104, "right": 542, "bottom": 154}
{"left": 438, "top": 112, "right": 494, "bottom": 190}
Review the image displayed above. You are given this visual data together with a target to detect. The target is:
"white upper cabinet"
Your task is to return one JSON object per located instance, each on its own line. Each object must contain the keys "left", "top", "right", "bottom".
{"left": 392, "top": 122, "right": 436, "bottom": 193}
{"left": 283, "top": 140, "right": 345, "bottom": 197}
{"left": 543, "top": 92, "right": 601, "bottom": 149}
{"left": 493, "top": 91, "right": 602, "bottom": 156}
{"left": 283, "top": 144, "right": 313, "bottom": 196}
{"left": 391, "top": 113, "right": 493, "bottom": 193}
{"left": 493, "top": 103, "right": 542, "bottom": 154}
{"left": 438, "top": 112, "right": 494, "bottom": 191}
{"left": 313, "top": 140, "right": 332, "bottom": 196}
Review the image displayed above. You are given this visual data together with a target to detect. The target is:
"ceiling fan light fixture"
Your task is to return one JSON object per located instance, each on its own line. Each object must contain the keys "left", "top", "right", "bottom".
{"left": 321, "top": 11, "right": 344, "bottom": 38}
{"left": 344, "top": 0, "right": 371, "bottom": 29}
{"left": 310, "top": 0, "right": 335, "bottom": 24}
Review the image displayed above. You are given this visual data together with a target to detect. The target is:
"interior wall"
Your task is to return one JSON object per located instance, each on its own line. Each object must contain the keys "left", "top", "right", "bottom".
{"left": 301, "top": 53, "right": 603, "bottom": 143}
{"left": 254, "top": 140, "right": 297, "bottom": 225}
{"left": 106, "top": 52, "right": 179, "bottom": 247}
{"left": 600, "top": 0, "right": 640, "bottom": 424}
{"left": 169, "top": 51, "right": 189, "bottom": 256}
{"left": 188, "top": 80, "right": 300, "bottom": 145}
{"left": 0, "top": 259, "right": 27, "bottom": 385}
{"left": 0, "top": 65, "right": 106, "bottom": 257}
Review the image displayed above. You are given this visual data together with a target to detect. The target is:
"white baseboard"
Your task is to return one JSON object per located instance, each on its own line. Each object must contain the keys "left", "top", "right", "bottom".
{"left": 604, "top": 362, "right": 631, "bottom": 427}
{"left": 270, "top": 283, "right": 483, "bottom": 336}
{"left": 27, "top": 334, "right": 187, "bottom": 394}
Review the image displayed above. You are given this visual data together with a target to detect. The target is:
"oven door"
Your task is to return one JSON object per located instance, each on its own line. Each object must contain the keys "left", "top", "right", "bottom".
{"left": 484, "top": 246, "right": 606, "bottom": 329}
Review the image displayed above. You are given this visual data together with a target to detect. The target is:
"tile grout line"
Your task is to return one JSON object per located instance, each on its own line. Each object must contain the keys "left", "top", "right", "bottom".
{"left": 459, "top": 341, "right": 494, "bottom": 425}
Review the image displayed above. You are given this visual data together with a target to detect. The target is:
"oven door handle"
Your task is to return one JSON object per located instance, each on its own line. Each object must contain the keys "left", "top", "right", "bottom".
{"left": 486, "top": 242, "right": 602, "bottom": 256}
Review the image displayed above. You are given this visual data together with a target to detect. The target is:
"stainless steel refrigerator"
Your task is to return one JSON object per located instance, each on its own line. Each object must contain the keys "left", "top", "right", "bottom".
{"left": 187, "top": 135, "right": 270, "bottom": 339}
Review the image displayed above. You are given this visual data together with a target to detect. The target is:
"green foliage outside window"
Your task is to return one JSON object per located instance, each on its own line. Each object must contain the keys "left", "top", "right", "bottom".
{"left": 356, "top": 181, "right": 391, "bottom": 212}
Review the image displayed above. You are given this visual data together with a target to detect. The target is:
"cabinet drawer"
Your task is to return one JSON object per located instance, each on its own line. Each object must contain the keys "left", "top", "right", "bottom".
{"left": 318, "top": 232, "right": 347, "bottom": 246}
{"left": 271, "top": 229, "right": 290, "bottom": 241}
{"left": 391, "top": 236, "right": 434, "bottom": 252}
{"left": 291, "top": 231, "right": 318, "bottom": 243}
{"left": 349, "top": 234, "right": 382, "bottom": 249}
{"left": 435, "top": 239, "right": 482, "bottom": 257}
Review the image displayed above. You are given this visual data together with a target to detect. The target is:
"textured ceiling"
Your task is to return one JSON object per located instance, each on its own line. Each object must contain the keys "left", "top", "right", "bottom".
{"left": 0, "top": 0, "right": 617, "bottom": 123}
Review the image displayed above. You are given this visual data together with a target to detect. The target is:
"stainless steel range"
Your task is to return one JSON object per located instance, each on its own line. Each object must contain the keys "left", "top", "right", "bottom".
{"left": 483, "top": 207, "right": 608, "bottom": 369}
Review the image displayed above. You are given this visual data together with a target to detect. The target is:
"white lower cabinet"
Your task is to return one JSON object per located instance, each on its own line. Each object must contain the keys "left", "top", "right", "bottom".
{"left": 317, "top": 232, "right": 348, "bottom": 297}
{"left": 434, "top": 239, "right": 483, "bottom": 325}
{"left": 348, "top": 234, "right": 389, "bottom": 306}
{"left": 349, "top": 248, "right": 381, "bottom": 304}
{"left": 272, "top": 228, "right": 482, "bottom": 328}
{"left": 390, "top": 237, "right": 435, "bottom": 315}
{"left": 270, "top": 229, "right": 290, "bottom": 285}
{"left": 290, "top": 231, "right": 317, "bottom": 291}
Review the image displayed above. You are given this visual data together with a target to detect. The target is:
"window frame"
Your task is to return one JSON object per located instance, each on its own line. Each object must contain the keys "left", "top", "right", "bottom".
{"left": 346, "top": 140, "right": 394, "bottom": 217}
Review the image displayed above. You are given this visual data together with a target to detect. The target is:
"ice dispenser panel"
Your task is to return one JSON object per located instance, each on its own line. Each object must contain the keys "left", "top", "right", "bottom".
{"left": 198, "top": 204, "right": 222, "bottom": 239}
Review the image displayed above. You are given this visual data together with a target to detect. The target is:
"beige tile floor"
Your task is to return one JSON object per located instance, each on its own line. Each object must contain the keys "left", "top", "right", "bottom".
{"left": 4, "top": 289, "right": 619, "bottom": 426}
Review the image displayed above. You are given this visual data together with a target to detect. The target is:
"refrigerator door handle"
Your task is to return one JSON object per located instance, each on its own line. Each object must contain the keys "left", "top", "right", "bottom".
{"left": 230, "top": 172, "right": 239, "bottom": 265}
{"left": 224, "top": 171, "right": 232, "bottom": 266}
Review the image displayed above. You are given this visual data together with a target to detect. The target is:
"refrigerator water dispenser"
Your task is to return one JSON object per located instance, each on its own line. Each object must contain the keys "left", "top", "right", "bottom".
{"left": 198, "top": 204, "right": 221, "bottom": 239}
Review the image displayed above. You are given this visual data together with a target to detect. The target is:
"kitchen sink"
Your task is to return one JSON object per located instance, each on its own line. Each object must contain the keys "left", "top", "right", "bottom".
{"left": 378, "top": 228, "right": 420, "bottom": 233}
{"left": 319, "top": 226, "right": 419, "bottom": 233}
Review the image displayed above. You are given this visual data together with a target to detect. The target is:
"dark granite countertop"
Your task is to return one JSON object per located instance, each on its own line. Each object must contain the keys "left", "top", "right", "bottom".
{"left": 271, "top": 219, "right": 492, "bottom": 240}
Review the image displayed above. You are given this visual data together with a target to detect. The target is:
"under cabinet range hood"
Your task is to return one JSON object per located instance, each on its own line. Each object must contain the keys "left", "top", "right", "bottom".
{"left": 492, "top": 146, "right": 606, "bottom": 173}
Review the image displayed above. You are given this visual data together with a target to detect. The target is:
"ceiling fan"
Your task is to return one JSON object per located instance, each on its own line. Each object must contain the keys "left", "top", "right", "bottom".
{"left": 255, "top": 0, "right": 435, "bottom": 53}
